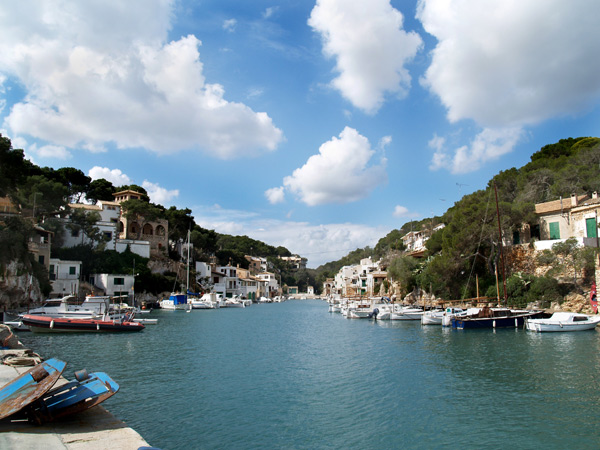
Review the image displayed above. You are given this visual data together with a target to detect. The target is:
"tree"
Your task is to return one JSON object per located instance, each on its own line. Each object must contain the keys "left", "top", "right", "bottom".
{"left": 0, "top": 135, "right": 31, "bottom": 200}
{"left": 53, "top": 167, "right": 91, "bottom": 203}
{"left": 120, "top": 199, "right": 163, "bottom": 240}
{"left": 15, "top": 175, "right": 69, "bottom": 220}
{"left": 86, "top": 178, "right": 116, "bottom": 204}
{"left": 536, "top": 238, "right": 597, "bottom": 289}
{"left": 67, "top": 208, "right": 108, "bottom": 249}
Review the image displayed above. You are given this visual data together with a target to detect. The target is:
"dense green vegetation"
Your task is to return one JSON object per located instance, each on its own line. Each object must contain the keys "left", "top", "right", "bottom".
{"left": 2, "top": 134, "right": 600, "bottom": 302}
{"left": 314, "top": 137, "right": 600, "bottom": 305}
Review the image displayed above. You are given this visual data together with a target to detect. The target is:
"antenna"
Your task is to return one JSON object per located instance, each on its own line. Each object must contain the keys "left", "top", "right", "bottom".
{"left": 456, "top": 183, "right": 469, "bottom": 195}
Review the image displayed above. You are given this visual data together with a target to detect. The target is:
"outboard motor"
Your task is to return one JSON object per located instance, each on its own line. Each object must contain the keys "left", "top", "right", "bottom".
{"left": 369, "top": 308, "right": 379, "bottom": 319}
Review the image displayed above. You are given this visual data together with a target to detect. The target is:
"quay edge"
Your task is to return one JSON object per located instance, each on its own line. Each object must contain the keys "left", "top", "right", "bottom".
{"left": 0, "top": 336, "right": 152, "bottom": 449}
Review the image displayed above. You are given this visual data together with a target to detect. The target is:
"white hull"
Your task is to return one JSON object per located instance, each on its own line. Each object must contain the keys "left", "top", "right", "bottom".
{"left": 421, "top": 311, "right": 444, "bottom": 325}
{"left": 525, "top": 312, "right": 600, "bottom": 332}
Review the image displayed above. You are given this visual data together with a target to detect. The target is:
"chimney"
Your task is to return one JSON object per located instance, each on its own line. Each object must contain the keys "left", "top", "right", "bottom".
{"left": 571, "top": 193, "right": 578, "bottom": 207}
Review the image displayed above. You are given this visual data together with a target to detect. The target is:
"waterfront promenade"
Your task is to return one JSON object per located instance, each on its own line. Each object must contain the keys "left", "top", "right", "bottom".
{"left": 0, "top": 348, "right": 150, "bottom": 449}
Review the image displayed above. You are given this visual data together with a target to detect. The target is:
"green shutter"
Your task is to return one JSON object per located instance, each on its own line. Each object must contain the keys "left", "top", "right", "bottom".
{"left": 549, "top": 222, "right": 560, "bottom": 240}
{"left": 586, "top": 218, "right": 597, "bottom": 238}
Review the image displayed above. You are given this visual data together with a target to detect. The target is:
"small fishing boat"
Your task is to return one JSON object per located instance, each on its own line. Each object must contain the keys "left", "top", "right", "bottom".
{"left": 452, "top": 306, "right": 543, "bottom": 329}
{"left": 0, "top": 358, "right": 66, "bottom": 420}
{"left": 26, "top": 369, "right": 119, "bottom": 424}
{"left": 525, "top": 312, "right": 600, "bottom": 332}
{"left": 159, "top": 293, "right": 189, "bottom": 310}
{"left": 21, "top": 314, "right": 145, "bottom": 333}
{"left": 421, "top": 309, "right": 445, "bottom": 325}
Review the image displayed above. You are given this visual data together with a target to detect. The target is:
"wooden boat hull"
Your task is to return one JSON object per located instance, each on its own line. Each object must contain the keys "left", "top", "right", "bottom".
{"left": 21, "top": 315, "right": 145, "bottom": 333}
{"left": 453, "top": 311, "right": 543, "bottom": 329}
{"left": 27, "top": 371, "right": 119, "bottom": 424}
{"left": 0, "top": 358, "right": 66, "bottom": 420}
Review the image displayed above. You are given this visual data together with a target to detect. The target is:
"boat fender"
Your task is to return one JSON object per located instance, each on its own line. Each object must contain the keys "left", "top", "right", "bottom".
{"left": 559, "top": 322, "right": 563, "bottom": 328}
{"left": 50, "top": 320, "right": 54, "bottom": 329}
{"left": 75, "top": 369, "right": 89, "bottom": 382}
{"left": 97, "top": 323, "right": 100, "bottom": 331}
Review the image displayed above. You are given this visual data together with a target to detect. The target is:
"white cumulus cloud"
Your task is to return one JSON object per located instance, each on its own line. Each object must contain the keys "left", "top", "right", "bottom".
{"left": 265, "top": 186, "right": 285, "bottom": 204}
{"left": 280, "top": 127, "right": 387, "bottom": 206}
{"left": 418, "top": 0, "right": 600, "bottom": 127}
{"left": 393, "top": 205, "right": 418, "bottom": 218}
{"left": 142, "top": 180, "right": 179, "bottom": 206}
{"left": 88, "top": 167, "right": 132, "bottom": 186}
{"left": 0, "top": 1, "right": 283, "bottom": 159}
{"left": 309, "top": 0, "right": 423, "bottom": 114}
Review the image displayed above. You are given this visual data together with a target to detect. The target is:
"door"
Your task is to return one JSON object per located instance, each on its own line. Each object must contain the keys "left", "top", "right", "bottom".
{"left": 586, "top": 217, "right": 597, "bottom": 238}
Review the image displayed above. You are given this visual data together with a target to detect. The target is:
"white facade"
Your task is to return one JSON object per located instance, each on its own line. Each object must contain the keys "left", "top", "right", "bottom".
{"left": 115, "top": 239, "right": 151, "bottom": 258}
{"left": 49, "top": 258, "right": 81, "bottom": 297}
{"left": 333, "top": 258, "right": 387, "bottom": 297}
{"left": 90, "top": 273, "right": 135, "bottom": 301}
{"left": 63, "top": 201, "right": 121, "bottom": 250}
{"left": 256, "top": 272, "right": 280, "bottom": 298}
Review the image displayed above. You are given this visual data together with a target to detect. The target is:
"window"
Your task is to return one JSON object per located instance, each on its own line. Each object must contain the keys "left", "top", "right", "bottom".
{"left": 71, "top": 229, "right": 79, "bottom": 237}
{"left": 69, "top": 266, "right": 76, "bottom": 275}
{"left": 549, "top": 222, "right": 560, "bottom": 240}
{"left": 104, "top": 231, "right": 112, "bottom": 240}
{"left": 114, "top": 277, "right": 125, "bottom": 285}
{"left": 38, "top": 255, "right": 44, "bottom": 264}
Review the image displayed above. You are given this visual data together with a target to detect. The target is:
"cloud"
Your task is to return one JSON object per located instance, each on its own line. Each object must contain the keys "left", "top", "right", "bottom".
{"left": 88, "top": 166, "right": 132, "bottom": 186}
{"left": 393, "top": 205, "right": 418, "bottom": 218}
{"left": 417, "top": 0, "right": 600, "bottom": 128}
{"left": 193, "top": 203, "right": 389, "bottom": 267}
{"left": 262, "top": 7, "right": 279, "bottom": 19}
{"left": 265, "top": 186, "right": 285, "bottom": 204}
{"left": 279, "top": 127, "right": 387, "bottom": 206}
{"left": 309, "top": 0, "right": 423, "bottom": 114}
{"left": 34, "top": 144, "right": 71, "bottom": 160}
{"left": 142, "top": 180, "right": 179, "bottom": 205}
{"left": 223, "top": 19, "right": 237, "bottom": 32}
{"left": 0, "top": 1, "right": 283, "bottom": 159}
{"left": 429, "top": 127, "right": 524, "bottom": 174}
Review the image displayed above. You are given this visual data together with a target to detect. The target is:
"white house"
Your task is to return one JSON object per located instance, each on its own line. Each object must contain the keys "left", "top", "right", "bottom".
{"left": 49, "top": 258, "right": 81, "bottom": 298}
{"left": 256, "top": 272, "right": 280, "bottom": 298}
{"left": 89, "top": 273, "right": 135, "bottom": 302}
{"left": 64, "top": 201, "right": 121, "bottom": 250}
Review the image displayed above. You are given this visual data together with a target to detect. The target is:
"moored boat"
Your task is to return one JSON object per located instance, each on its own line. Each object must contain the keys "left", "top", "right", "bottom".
{"left": 452, "top": 306, "right": 543, "bottom": 329}
{"left": 421, "top": 309, "right": 444, "bottom": 325}
{"left": 21, "top": 314, "right": 145, "bottom": 333}
{"left": 525, "top": 312, "right": 600, "bottom": 332}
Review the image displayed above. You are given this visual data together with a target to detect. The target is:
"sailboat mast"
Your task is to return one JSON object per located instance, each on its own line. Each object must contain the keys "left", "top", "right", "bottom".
{"left": 494, "top": 182, "right": 508, "bottom": 305}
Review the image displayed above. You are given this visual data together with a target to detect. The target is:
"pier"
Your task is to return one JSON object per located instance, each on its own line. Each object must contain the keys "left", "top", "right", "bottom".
{"left": 0, "top": 345, "right": 151, "bottom": 449}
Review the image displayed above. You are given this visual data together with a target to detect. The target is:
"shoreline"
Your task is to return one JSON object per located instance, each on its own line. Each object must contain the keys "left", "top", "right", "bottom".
{"left": 0, "top": 331, "right": 152, "bottom": 449}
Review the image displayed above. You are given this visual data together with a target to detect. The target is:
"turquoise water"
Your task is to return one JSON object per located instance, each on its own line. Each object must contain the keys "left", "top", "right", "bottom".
{"left": 20, "top": 300, "right": 600, "bottom": 450}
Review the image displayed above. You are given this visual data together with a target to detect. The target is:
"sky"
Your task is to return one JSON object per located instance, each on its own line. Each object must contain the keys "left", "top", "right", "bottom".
{"left": 1, "top": 0, "right": 600, "bottom": 268}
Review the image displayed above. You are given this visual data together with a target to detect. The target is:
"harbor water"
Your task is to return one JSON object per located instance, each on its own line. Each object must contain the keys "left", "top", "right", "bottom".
{"left": 19, "top": 300, "right": 600, "bottom": 450}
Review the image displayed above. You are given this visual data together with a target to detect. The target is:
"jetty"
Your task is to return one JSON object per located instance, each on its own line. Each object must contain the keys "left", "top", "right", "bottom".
{"left": 0, "top": 330, "right": 151, "bottom": 449}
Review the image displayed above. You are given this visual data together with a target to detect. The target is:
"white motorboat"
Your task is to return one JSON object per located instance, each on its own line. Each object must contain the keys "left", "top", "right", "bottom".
{"left": 189, "top": 293, "right": 221, "bottom": 309}
{"left": 421, "top": 310, "right": 444, "bottom": 325}
{"left": 525, "top": 312, "right": 600, "bottom": 332}
{"left": 160, "top": 293, "right": 189, "bottom": 310}
{"left": 390, "top": 307, "right": 423, "bottom": 320}
{"left": 224, "top": 296, "right": 245, "bottom": 308}
{"left": 441, "top": 307, "right": 470, "bottom": 327}
{"left": 24, "top": 294, "right": 110, "bottom": 319}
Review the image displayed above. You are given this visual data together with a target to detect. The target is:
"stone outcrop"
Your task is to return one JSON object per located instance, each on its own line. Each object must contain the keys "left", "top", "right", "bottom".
{"left": 0, "top": 261, "right": 43, "bottom": 310}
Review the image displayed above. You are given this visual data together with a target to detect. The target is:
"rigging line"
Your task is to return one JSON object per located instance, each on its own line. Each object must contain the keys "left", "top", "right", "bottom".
{"left": 461, "top": 187, "right": 493, "bottom": 300}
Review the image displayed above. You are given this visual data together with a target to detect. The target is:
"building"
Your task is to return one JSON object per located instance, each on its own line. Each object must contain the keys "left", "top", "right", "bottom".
{"left": 28, "top": 225, "right": 52, "bottom": 271}
{"left": 89, "top": 273, "right": 135, "bottom": 302}
{"left": 113, "top": 190, "right": 169, "bottom": 257}
{"left": 49, "top": 259, "right": 82, "bottom": 298}
{"left": 256, "top": 272, "right": 280, "bottom": 298}
{"left": 279, "top": 255, "right": 307, "bottom": 270}
{"left": 65, "top": 200, "right": 120, "bottom": 250}
{"left": 237, "top": 266, "right": 258, "bottom": 300}
{"left": 533, "top": 192, "right": 600, "bottom": 250}
{"left": 245, "top": 255, "right": 267, "bottom": 274}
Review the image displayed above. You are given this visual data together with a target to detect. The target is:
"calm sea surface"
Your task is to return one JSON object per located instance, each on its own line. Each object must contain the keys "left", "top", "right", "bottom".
{"left": 19, "top": 300, "right": 600, "bottom": 450}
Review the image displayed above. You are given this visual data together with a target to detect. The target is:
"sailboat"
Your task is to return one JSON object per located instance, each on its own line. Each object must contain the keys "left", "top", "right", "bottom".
{"left": 160, "top": 230, "right": 192, "bottom": 310}
{"left": 452, "top": 183, "right": 544, "bottom": 329}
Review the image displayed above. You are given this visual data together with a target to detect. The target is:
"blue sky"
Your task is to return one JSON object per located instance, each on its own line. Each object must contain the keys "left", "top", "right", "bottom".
{"left": 1, "top": 0, "right": 599, "bottom": 267}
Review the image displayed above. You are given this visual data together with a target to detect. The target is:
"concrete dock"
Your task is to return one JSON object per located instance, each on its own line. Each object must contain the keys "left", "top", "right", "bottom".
{"left": 0, "top": 347, "right": 152, "bottom": 449}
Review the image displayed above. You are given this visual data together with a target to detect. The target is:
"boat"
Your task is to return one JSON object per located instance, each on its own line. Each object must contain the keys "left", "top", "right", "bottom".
{"left": 26, "top": 369, "right": 119, "bottom": 424}
{"left": 159, "top": 293, "right": 189, "bottom": 310}
{"left": 421, "top": 309, "right": 445, "bottom": 325}
{"left": 0, "top": 358, "right": 66, "bottom": 420}
{"left": 452, "top": 306, "right": 543, "bottom": 329}
{"left": 24, "top": 294, "right": 111, "bottom": 319}
{"left": 525, "top": 312, "right": 600, "bottom": 332}
{"left": 390, "top": 306, "right": 424, "bottom": 320}
{"left": 20, "top": 314, "right": 145, "bottom": 333}
{"left": 441, "top": 307, "right": 469, "bottom": 327}
{"left": 189, "top": 293, "right": 222, "bottom": 309}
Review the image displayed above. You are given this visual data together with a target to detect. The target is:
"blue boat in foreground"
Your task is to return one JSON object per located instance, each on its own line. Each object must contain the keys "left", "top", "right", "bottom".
{"left": 27, "top": 369, "right": 120, "bottom": 424}
{"left": 0, "top": 358, "right": 66, "bottom": 420}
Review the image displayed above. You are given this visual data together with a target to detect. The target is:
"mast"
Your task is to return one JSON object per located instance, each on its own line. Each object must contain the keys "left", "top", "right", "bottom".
{"left": 494, "top": 182, "right": 508, "bottom": 306}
